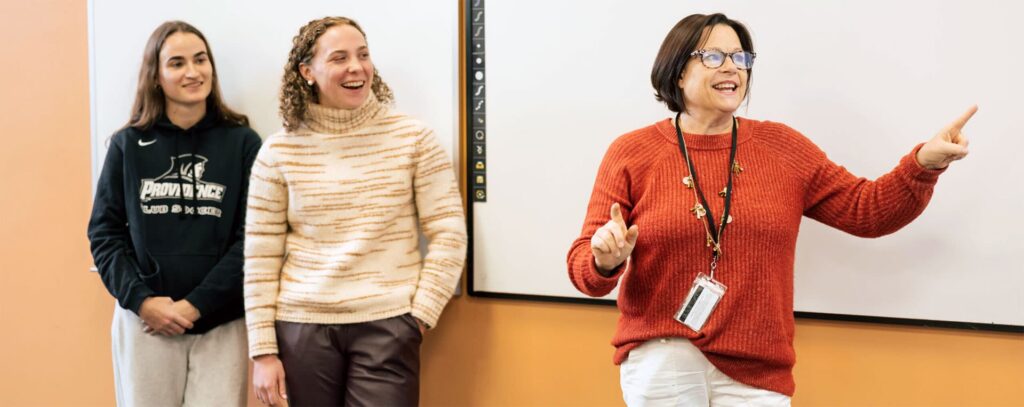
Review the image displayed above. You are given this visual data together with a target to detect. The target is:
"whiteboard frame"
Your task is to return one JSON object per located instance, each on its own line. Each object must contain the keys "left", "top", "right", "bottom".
{"left": 461, "top": 0, "right": 1022, "bottom": 334}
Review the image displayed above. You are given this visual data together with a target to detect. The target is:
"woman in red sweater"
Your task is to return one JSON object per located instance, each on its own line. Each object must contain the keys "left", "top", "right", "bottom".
{"left": 566, "top": 13, "right": 974, "bottom": 406}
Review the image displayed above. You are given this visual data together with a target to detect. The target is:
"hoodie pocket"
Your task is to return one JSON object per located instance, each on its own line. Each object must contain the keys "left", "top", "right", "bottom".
{"left": 138, "top": 249, "right": 163, "bottom": 293}
{"left": 147, "top": 253, "right": 220, "bottom": 300}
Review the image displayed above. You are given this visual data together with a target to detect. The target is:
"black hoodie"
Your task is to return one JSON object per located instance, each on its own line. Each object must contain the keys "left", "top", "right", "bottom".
{"left": 88, "top": 110, "right": 261, "bottom": 334}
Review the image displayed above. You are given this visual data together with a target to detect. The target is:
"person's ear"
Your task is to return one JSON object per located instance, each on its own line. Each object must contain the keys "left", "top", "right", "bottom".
{"left": 299, "top": 63, "right": 315, "bottom": 86}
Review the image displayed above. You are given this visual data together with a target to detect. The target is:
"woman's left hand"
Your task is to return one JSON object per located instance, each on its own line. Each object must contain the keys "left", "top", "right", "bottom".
{"left": 414, "top": 317, "right": 427, "bottom": 335}
{"left": 917, "top": 105, "right": 977, "bottom": 170}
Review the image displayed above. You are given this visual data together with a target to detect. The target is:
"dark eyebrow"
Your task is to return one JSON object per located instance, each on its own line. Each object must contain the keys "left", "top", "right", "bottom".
{"left": 165, "top": 51, "right": 207, "bottom": 63}
{"left": 704, "top": 47, "right": 743, "bottom": 53}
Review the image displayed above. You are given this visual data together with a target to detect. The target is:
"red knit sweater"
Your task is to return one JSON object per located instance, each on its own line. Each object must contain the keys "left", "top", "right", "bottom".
{"left": 567, "top": 117, "right": 943, "bottom": 396}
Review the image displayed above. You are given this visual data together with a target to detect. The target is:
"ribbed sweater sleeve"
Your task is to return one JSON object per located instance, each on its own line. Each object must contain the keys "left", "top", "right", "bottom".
{"left": 243, "top": 141, "right": 289, "bottom": 358}
{"left": 567, "top": 132, "right": 662, "bottom": 297}
{"left": 567, "top": 138, "right": 630, "bottom": 296}
{"left": 410, "top": 129, "right": 468, "bottom": 328}
{"left": 787, "top": 126, "right": 945, "bottom": 237}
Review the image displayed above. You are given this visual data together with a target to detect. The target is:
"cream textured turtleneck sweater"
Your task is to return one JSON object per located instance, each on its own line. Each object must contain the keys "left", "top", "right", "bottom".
{"left": 243, "top": 94, "right": 467, "bottom": 358}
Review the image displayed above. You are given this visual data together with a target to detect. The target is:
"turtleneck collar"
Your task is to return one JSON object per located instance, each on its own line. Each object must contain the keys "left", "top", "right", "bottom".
{"left": 305, "top": 91, "right": 386, "bottom": 134}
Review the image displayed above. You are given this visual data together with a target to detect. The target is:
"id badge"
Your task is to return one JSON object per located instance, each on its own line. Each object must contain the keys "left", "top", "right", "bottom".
{"left": 674, "top": 273, "right": 727, "bottom": 332}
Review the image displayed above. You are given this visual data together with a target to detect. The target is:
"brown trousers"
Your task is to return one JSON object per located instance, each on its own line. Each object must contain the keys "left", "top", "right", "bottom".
{"left": 276, "top": 314, "right": 422, "bottom": 407}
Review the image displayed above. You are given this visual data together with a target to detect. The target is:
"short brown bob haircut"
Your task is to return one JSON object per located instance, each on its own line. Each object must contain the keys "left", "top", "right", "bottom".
{"left": 651, "top": 13, "right": 755, "bottom": 113}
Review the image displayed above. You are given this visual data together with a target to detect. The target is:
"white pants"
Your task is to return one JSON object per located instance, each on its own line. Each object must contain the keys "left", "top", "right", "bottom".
{"left": 620, "top": 338, "right": 791, "bottom": 407}
{"left": 111, "top": 306, "right": 248, "bottom": 407}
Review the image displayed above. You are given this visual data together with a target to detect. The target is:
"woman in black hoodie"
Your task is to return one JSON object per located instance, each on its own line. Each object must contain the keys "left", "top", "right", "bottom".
{"left": 88, "top": 21, "right": 260, "bottom": 406}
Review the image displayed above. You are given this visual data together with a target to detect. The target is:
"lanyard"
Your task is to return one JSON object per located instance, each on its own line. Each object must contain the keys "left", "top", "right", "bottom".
{"left": 673, "top": 113, "right": 738, "bottom": 278}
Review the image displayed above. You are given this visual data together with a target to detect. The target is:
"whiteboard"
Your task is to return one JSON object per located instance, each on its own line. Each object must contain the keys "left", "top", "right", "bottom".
{"left": 468, "top": 0, "right": 1023, "bottom": 329}
{"left": 89, "top": 0, "right": 458, "bottom": 189}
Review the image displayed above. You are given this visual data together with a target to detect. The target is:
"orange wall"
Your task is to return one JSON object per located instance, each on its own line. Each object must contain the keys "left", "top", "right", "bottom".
{"left": 0, "top": 0, "right": 116, "bottom": 405}
{"left": 1, "top": 1, "right": 1021, "bottom": 406}
{"left": 420, "top": 299, "right": 1024, "bottom": 407}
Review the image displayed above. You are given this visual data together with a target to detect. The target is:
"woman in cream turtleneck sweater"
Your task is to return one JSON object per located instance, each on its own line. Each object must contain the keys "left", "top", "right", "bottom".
{"left": 245, "top": 17, "right": 467, "bottom": 407}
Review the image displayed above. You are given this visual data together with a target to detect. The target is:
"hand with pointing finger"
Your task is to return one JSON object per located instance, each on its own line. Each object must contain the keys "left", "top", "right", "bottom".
{"left": 917, "top": 105, "right": 977, "bottom": 170}
{"left": 591, "top": 203, "right": 639, "bottom": 276}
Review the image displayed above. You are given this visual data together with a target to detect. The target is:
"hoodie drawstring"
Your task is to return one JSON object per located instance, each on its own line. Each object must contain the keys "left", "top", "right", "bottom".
{"left": 174, "top": 131, "right": 186, "bottom": 219}
{"left": 190, "top": 131, "right": 199, "bottom": 218}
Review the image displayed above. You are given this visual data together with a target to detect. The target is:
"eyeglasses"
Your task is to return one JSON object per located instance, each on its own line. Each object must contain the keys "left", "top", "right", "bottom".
{"left": 689, "top": 49, "right": 756, "bottom": 70}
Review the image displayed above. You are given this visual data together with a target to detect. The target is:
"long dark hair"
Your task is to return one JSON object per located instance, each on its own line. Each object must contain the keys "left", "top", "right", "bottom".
{"left": 126, "top": 21, "right": 248, "bottom": 130}
{"left": 651, "top": 13, "right": 755, "bottom": 113}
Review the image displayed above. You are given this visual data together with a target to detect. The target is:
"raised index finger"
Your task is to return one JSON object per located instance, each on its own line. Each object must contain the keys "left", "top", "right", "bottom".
{"left": 610, "top": 203, "right": 625, "bottom": 225}
{"left": 950, "top": 105, "right": 978, "bottom": 130}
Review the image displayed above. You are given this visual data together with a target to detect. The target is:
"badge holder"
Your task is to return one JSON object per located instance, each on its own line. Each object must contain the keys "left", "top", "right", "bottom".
{"left": 674, "top": 272, "right": 727, "bottom": 332}
{"left": 670, "top": 112, "right": 736, "bottom": 334}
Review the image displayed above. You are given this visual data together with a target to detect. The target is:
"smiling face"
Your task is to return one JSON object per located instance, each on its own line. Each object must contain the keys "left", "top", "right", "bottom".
{"left": 678, "top": 24, "right": 749, "bottom": 118}
{"left": 157, "top": 32, "right": 213, "bottom": 109}
{"left": 299, "top": 24, "right": 374, "bottom": 110}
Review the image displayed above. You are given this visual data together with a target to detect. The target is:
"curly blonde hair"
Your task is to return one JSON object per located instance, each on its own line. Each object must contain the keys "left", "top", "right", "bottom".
{"left": 279, "top": 16, "right": 394, "bottom": 131}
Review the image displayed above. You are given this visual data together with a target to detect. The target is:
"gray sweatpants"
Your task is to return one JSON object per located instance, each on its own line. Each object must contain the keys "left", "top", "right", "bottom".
{"left": 111, "top": 306, "right": 247, "bottom": 407}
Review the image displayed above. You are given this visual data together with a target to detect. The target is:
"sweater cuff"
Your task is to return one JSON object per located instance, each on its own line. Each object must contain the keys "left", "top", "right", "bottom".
{"left": 411, "top": 304, "right": 441, "bottom": 330}
{"left": 581, "top": 255, "right": 627, "bottom": 291}
{"left": 247, "top": 324, "right": 279, "bottom": 359}
{"left": 249, "top": 342, "right": 279, "bottom": 360}
{"left": 250, "top": 347, "right": 278, "bottom": 360}
{"left": 900, "top": 143, "right": 946, "bottom": 184}
{"left": 184, "top": 292, "right": 212, "bottom": 319}
{"left": 125, "top": 285, "right": 155, "bottom": 315}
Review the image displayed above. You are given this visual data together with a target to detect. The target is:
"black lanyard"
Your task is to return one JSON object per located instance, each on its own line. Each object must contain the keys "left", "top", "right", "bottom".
{"left": 673, "top": 112, "right": 737, "bottom": 257}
